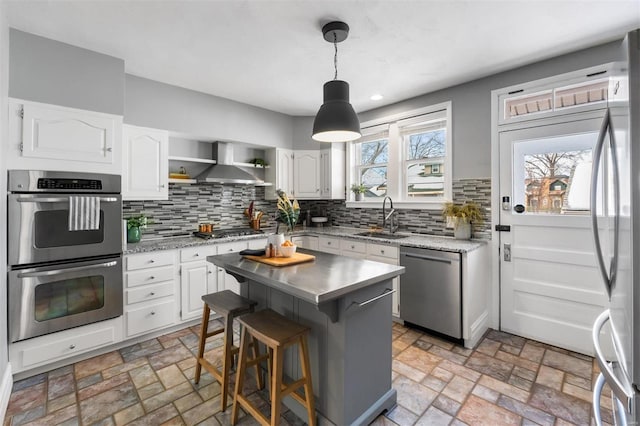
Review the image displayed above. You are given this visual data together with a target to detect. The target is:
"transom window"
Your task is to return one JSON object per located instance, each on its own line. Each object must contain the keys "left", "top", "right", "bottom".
{"left": 348, "top": 102, "right": 452, "bottom": 208}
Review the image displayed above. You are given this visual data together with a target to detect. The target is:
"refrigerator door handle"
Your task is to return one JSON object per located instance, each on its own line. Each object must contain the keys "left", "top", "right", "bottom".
{"left": 594, "top": 372, "right": 630, "bottom": 426}
{"left": 592, "top": 310, "right": 633, "bottom": 412}
{"left": 593, "top": 373, "right": 606, "bottom": 426}
{"left": 608, "top": 115, "right": 621, "bottom": 292}
{"left": 591, "top": 108, "right": 613, "bottom": 297}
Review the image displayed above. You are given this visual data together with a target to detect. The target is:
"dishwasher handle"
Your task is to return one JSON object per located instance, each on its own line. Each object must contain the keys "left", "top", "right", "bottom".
{"left": 401, "top": 252, "right": 457, "bottom": 264}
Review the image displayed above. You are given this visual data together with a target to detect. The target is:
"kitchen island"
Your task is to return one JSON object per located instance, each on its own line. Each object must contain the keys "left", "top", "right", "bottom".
{"left": 207, "top": 249, "right": 405, "bottom": 426}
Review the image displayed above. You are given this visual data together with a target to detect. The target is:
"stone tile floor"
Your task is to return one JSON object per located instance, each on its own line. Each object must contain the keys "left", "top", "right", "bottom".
{"left": 4, "top": 320, "right": 611, "bottom": 425}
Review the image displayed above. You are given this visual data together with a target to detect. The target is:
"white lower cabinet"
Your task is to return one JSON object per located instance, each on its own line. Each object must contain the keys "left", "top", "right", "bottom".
{"left": 318, "top": 236, "right": 341, "bottom": 255}
{"left": 291, "top": 235, "right": 319, "bottom": 250}
{"left": 216, "top": 239, "right": 266, "bottom": 295}
{"left": 124, "top": 251, "right": 178, "bottom": 337}
{"left": 366, "top": 244, "right": 401, "bottom": 317}
{"left": 9, "top": 317, "right": 123, "bottom": 373}
{"left": 180, "top": 245, "right": 218, "bottom": 321}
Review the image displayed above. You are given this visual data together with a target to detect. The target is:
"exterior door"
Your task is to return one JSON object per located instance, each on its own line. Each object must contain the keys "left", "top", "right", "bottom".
{"left": 499, "top": 112, "right": 610, "bottom": 355}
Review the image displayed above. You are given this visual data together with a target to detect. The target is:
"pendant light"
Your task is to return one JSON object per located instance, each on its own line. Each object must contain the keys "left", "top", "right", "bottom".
{"left": 312, "top": 21, "right": 362, "bottom": 142}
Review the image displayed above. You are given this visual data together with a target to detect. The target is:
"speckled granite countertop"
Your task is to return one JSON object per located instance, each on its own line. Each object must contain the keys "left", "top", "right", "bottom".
{"left": 124, "top": 226, "right": 486, "bottom": 255}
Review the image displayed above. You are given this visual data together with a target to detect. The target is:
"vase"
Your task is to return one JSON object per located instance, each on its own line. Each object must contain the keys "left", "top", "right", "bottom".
{"left": 355, "top": 193, "right": 362, "bottom": 201}
{"left": 454, "top": 221, "right": 471, "bottom": 240}
{"left": 127, "top": 226, "right": 141, "bottom": 243}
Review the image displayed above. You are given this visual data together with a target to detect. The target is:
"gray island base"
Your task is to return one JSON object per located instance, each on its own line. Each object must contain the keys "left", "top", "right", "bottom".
{"left": 207, "top": 249, "right": 405, "bottom": 426}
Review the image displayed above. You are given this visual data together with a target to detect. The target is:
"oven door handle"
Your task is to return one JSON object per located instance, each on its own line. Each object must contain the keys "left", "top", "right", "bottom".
{"left": 17, "top": 260, "right": 118, "bottom": 278}
{"left": 16, "top": 197, "right": 119, "bottom": 203}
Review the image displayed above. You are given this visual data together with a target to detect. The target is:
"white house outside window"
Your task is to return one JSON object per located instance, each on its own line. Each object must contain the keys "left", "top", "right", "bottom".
{"left": 348, "top": 102, "right": 452, "bottom": 208}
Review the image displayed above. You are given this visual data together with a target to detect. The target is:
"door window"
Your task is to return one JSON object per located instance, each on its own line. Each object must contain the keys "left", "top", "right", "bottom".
{"left": 513, "top": 132, "right": 597, "bottom": 214}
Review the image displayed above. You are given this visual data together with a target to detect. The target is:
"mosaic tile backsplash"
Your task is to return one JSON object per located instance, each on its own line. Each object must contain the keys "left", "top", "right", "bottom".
{"left": 123, "top": 178, "right": 492, "bottom": 240}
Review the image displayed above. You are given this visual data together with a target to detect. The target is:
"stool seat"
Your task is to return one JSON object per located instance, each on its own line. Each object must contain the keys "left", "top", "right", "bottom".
{"left": 202, "top": 290, "right": 257, "bottom": 315}
{"left": 195, "top": 290, "right": 261, "bottom": 412}
{"left": 232, "top": 309, "right": 316, "bottom": 426}
{"left": 238, "top": 308, "right": 310, "bottom": 347}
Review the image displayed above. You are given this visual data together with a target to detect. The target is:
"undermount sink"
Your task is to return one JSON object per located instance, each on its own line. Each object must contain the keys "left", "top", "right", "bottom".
{"left": 355, "top": 232, "right": 409, "bottom": 240}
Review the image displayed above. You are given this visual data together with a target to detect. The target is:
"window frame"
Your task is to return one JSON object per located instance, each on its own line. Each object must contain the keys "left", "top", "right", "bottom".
{"left": 346, "top": 102, "right": 452, "bottom": 209}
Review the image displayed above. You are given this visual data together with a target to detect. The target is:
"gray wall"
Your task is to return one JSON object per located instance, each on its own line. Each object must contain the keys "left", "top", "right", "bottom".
{"left": 125, "top": 75, "right": 294, "bottom": 149}
{"left": 9, "top": 29, "right": 124, "bottom": 115}
{"left": 0, "top": 1, "right": 9, "bottom": 386}
{"left": 293, "top": 39, "right": 623, "bottom": 179}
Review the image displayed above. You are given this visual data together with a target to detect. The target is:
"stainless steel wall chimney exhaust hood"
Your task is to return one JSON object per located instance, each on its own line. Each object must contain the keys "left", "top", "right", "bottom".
{"left": 196, "top": 142, "right": 264, "bottom": 185}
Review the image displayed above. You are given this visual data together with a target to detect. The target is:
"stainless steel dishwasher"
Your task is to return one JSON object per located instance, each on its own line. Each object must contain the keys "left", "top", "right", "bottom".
{"left": 400, "top": 246, "right": 462, "bottom": 339}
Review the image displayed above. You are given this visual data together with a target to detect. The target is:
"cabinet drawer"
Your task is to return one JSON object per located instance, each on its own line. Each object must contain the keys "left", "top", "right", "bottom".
{"left": 126, "top": 251, "right": 175, "bottom": 270}
{"left": 126, "top": 265, "right": 175, "bottom": 288}
{"left": 126, "top": 300, "right": 175, "bottom": 337}
{"left": 19, "top": 320, "right": 120, "bottom": 368}
{"left": 366, "top": 243, "right": 399, "bottom": 260}
{"left": 217, "top": 241, "right": 248, "bottom": 254}
{"left": 340, "top": 239, "right": 366, "bottom": 254}
{"left": 319, "top": 237, "right": 340, "bottom": 252}
{"left": 126, "top": 282, "right": 174, "bottom": 305}
{"left": 247, "top": 238, "right": 268, "bottom": 250}
{"left": 181, "top": 245, "right": 217, "bottom": 263}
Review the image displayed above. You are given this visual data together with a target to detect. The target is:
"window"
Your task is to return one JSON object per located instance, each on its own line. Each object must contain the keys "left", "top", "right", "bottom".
{"left": 348, "top": 103, "right": 452, "bottom": 207}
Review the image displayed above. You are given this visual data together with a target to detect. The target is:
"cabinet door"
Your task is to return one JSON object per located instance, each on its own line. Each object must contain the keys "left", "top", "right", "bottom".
{"left": 180, "top": 261, "right": 215, "bottom": 320}
{"left": 265, "top": 148, "right": 294, "bottom": 200}
{"left": 293, "top": 150, "right": 321, "bottom": 198}
{"left": 11, "top": 100, "right": 123, "bottom": 174}
{"left": 216, "top": 241, "right": 248, "bottom": 295}
{"left": 123, "top": 125, "right": 169, "bottom": 200}
{"left": 320, "top": 146, "right": 346, "bottom": 199}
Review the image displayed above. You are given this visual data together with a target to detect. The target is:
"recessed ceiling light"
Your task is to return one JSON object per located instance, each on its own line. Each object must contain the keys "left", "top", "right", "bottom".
{"left": 370, "top": 94, "right": 383, "bottom": 101}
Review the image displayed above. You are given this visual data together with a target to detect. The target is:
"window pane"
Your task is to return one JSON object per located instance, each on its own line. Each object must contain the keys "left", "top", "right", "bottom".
{"left": 523, "top": 149, "right": 592, "bottom": 213}
{"left": 406, "top": 162, "right": 444, "bottom": 198}
{"left": 361, "top": 167, "right": 387, "bottom": 198}
{"left": 406, "top": 130, "right": 446, "bottom": 160}
{"left": 360, "top": 139, "right": 388, "bottom": 165}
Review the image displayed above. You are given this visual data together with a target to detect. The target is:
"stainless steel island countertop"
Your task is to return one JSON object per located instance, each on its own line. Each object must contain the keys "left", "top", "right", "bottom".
{"left": 207, "top": 249, "right": 405, "bottom": 305}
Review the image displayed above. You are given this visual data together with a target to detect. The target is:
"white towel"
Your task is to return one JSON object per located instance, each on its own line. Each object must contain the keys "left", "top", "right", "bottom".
{"left": 68, "top": 196, "right": 101, "bottom": 231}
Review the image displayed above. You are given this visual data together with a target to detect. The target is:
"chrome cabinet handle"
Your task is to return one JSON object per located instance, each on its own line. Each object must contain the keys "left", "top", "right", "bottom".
{"left": 150, "top": 292, "right": 155, "bottom": 296}
{"left": 149, "top": 260, "right": 155, "bottom": 263}
{"left": 593, "top": 372, "right": 605, "bottom": 426}
{"left": 350, "top": 288, "right": 396, "bottom": 308}
{"left": 106, "top": 147, "right": 113, "bottom": 152}
{"left": 380, "top": 250, "right": 385, "bottom": 254}
{"left": 18, "top": 261, "right": 118, "bottom": 278}
{"left": 195, "top": 253, "right": 200, "bottom": 257}
{"left": 149, "top": 276, "right": 155, "bottom": 279}
{"left": 150, "top": 311, "right": 156, "bottom": 315}
{"left": 69, "top": 344, "right": 76, "bottom": 349}
{"left": 592, "top": 310, "right": 633, "bottom": 411}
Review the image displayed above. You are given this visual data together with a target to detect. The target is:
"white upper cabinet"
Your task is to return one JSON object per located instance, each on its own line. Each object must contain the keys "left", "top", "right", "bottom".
{"left": 8, "top": 98, "right": 123, "bottom": 174}
{"left": 293, "top": 150, "right": 321, "bottom": 198}
{"left": 122, "top": 125, "right": 169, "bottom": 200}
{"left": 320, "top": 145, "right": 346, "bottom": 199}
{"left": 265, "top": 148, "right": 294, "bottom": 199}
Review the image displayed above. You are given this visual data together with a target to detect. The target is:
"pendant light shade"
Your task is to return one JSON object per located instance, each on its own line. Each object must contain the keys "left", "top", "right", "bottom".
{"left": 312, "top": 21, "right": 361, "bottom": 143}
{"left": 312, "top": 80, "right": 361, "bottom": 142}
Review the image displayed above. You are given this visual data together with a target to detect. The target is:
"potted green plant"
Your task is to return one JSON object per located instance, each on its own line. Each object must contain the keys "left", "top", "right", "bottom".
{"left": 126, "top": 214, "right": 150, "bottom": 243}
{"left": 350, "top": 183, "right": 367, "bottom": 201}
{"left": 442, "top": 202, "right": 484, "bottom": 239}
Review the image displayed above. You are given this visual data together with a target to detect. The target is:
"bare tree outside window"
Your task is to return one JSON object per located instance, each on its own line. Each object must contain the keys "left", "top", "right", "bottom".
{"left": 524, "top": 149, "right": 592, "bottom": 213}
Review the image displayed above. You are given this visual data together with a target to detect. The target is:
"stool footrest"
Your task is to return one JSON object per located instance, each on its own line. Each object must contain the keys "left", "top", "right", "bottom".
{"left": 280, "top": 379, "right": 307, "bottom": 399}
{"left": 205, "top": 328, "right": 224, "bottom": 339}
{"left": 235, "top": 394, "right": 271, "bottom": 426}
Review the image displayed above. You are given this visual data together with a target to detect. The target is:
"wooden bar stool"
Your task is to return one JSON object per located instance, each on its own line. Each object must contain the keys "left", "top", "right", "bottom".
{"left": 231, "top": 309, "right": 316, "bottom": 426}
{"left": 194, "top": 290, "right": 263, "bottom": 412}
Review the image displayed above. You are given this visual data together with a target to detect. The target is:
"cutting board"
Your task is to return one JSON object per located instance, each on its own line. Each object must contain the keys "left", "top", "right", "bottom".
{"left": 243, "top": 252, "right": 316, "bottom": 267}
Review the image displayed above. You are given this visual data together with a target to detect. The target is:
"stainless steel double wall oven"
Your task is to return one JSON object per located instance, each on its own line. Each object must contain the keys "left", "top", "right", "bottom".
{"left": 8, "top": 170, "right": 123, "bottom": 342}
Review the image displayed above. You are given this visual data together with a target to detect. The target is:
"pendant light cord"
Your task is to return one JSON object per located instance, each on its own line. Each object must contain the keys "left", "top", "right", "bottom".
{"left": 333, "top": 32, "right": 338, "bottom": 80}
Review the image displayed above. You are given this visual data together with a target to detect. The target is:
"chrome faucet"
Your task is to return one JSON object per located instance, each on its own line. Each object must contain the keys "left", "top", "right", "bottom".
{"left": 382, "top": 196, "right": 398, "bottom": 233}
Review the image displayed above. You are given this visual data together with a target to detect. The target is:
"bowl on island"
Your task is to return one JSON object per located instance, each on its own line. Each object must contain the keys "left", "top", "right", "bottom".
{"left": 279, "top": 244, "right": 297, "bottom": 258}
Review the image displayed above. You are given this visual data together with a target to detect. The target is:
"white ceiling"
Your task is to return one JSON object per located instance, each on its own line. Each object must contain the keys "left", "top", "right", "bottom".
{"left": 6, "top": 0, "right": 640, "bottom": 116}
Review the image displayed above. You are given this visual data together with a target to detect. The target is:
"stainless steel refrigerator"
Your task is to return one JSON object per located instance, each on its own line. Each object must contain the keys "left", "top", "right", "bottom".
{"left": 592, "top": 29, "right": 640, "bottom": 425}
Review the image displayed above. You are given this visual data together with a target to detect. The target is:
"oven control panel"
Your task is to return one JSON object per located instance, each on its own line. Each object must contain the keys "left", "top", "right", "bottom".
{"left": 37, "top": 178, "right": 102, "bottom": 190}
